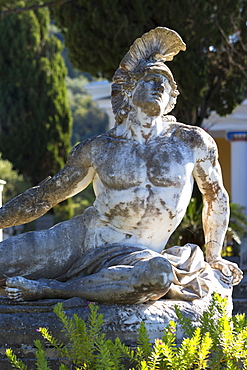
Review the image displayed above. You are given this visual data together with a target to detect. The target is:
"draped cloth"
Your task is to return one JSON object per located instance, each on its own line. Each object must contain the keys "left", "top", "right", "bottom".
{"left": 56, "top": 243, "right": 231, "bottom": 301}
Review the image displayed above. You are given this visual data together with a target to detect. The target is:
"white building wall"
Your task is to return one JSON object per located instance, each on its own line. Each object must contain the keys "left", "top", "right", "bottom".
{"left": 229, "top": 136, "right": 247, "bottom": 213}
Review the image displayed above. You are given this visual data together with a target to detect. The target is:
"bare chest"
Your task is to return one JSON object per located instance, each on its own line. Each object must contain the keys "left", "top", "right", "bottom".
{"left": 91, "top": 138, "right": 195, "bottom": 189}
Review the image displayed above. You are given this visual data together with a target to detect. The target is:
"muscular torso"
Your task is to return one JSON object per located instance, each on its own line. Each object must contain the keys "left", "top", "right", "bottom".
{"left": 0, "top": 117, "right": 228, "bottom": 261}
{"left": 84, "top": 123, "right": 200, "bottom": 251}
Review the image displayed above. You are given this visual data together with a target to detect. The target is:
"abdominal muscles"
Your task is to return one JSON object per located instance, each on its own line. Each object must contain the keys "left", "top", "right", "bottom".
{"left": 93, "top": 183, "right": 193, "bottom": 252}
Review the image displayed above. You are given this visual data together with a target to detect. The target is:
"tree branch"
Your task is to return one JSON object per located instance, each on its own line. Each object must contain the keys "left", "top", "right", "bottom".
{"left": 0, "top": 0, "right": 72, "bottom": 15}
{"left": 215, "top": 19, "right": 247, "bottom": 78}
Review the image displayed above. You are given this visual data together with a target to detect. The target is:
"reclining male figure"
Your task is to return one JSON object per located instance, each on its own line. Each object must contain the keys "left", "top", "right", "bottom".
{"left": 0, "top": 28, "right": 242, "bottom": 304}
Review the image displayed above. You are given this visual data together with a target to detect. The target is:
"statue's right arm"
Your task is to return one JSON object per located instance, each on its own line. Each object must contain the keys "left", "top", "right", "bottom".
{"left": 0, "top": 140, "right": 96, "bottom": 229}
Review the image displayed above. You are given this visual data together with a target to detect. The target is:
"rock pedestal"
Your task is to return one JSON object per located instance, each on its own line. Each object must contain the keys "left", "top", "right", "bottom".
{"left": 0, "top": 291, "right": 232, "bottom": 370}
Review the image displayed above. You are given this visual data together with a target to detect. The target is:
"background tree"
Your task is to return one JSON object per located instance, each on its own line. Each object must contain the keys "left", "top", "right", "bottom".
{"left": 65, "top": 76, "right": 108, "bottom": 216}
{"left": 66, "top": 76, "right": 108, "bottom": 145}
{"left": 0, "top": 0, "right": 71, "bottom": 14}
{"left": 51, "top": 0, "right": 247, "bottom": 125}
{"left": 0, "top": 1, "right": 72, "bottom": 186}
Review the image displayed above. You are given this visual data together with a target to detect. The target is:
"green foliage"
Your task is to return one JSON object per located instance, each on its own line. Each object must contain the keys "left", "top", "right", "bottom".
{"left": 174, "top": 293, "right": 247, "bottom": 369}
{"left": 228, "top": 203, "right": 247, "bottom": 245}
{"left": 137, "top": 322, "right": 152, "bottom": 359}
{"left": 64, "top": 76, "right": 109, "bottom": 216}
{"left": 167, "top": 197, "right": 204, "bottom": 248}
{"left": 167, "top": 198, "right": 247, "bottom": 254}
{"left": 6, "top": 293, "right": 247, "bottom": 369}
{"left": 0, "top": 153, "right": 31, "bottom": 204}
{"left": 34, "top": 340, "right": 51, "bottom": 370}
{"left": 1, "top": 1, "right": 246, "bottom": 125}
{"left": 66, "top": 76, "right": 108, "bottom": 146}
{"left": 51, "top": 0, "right": 247, "bottom": 125}
{"left": 0, "top": 1, "right": 64, "bottom": 12}
{"left": 0, "top": 1, "right": 72, "bottom": 185}
{"left": 5, "top": 348, "right": 28, "bottom": 370}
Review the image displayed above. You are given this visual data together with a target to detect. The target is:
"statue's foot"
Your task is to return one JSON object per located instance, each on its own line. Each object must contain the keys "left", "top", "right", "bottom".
{"left": 5, "top": 276, "right": 44, "bottom": 301}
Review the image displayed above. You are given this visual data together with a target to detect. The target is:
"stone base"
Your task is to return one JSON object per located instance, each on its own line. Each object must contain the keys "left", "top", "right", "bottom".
{"left": 0, "top": 292, "right": 232, "bottom": 370}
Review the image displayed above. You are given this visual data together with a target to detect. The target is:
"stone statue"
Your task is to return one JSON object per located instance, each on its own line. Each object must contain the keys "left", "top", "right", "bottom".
{"left": 0, "top": 27, "right": 243, "bottom": 304}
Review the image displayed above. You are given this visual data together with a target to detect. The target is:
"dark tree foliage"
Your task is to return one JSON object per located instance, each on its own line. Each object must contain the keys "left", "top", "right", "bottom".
{"left": 51, "top": 0, "right": 247, "bottom": 125}
{"left": 0, "top": 2, "right": 72, "bottom": 185}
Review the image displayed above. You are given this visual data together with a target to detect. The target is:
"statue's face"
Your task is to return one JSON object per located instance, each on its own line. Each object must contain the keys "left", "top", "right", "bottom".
{"left": 132, "top": 72, "right": 171, "bottom": 116}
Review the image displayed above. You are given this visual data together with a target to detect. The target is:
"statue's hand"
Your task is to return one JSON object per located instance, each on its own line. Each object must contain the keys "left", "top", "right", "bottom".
{"left": 209, "top": 258, "right": 243, "bottom": 285}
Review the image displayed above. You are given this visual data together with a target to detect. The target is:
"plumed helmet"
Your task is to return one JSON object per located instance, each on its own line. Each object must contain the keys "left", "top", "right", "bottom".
{"left": 111, "top": 27, "right": 186, "bottom": 125}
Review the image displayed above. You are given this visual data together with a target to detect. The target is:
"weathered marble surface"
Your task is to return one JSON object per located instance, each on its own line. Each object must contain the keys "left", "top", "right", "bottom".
{"left": 0, "top": 27, "right": 242, "bottom": 305}
{"left": 0, "top": 277, "right": 232, "bottom": 349}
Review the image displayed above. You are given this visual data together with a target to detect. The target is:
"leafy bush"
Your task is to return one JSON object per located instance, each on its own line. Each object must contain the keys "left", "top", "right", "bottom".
{"left": 6, "top": 294, "right": 247, "bottom": 369}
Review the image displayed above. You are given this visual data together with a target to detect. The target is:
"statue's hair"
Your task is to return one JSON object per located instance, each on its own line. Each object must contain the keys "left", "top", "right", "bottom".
{"left": 111, "top": 27, "right": 186, "bottom": 125}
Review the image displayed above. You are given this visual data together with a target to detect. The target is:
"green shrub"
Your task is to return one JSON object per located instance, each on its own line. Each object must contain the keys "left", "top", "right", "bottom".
{"left": 6, "top": 294, "right": 247, "bottom": 369}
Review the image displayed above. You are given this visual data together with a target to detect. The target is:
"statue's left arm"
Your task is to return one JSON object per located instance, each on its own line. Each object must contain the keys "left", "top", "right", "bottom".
{"left": 193, "top": 130, "right": 243, "bottom": 285}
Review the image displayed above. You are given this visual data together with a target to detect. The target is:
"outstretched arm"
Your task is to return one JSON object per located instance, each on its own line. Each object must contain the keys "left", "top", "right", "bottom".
{"left": 193, "top": 133, "right": 243, "bottom": 285}
{"left": 0, "top": 141, "right": 95, "bottom": 229}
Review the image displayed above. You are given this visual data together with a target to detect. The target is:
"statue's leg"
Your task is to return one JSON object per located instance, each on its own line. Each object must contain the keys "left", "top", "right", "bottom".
{"left": 5, "top": 255, "right": 174, "bottom": 304}
{"left": 0, "top": 215, "right": 86, "bottom": 280}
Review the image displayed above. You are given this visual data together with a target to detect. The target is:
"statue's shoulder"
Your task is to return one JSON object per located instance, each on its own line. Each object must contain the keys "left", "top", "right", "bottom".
{"left": 67, "top": 133, "right": 114, "bottom": 166}
{"left": 73, "top": 132, "right": 114, "bottom": 151}
{"left": 169, "top": 122, "right": 217, "bottom": 151}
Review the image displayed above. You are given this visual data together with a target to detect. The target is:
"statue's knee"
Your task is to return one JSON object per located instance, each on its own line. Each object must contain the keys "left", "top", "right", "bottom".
{"left": 136, "top": 256, "right": 174, "bottom": 291}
